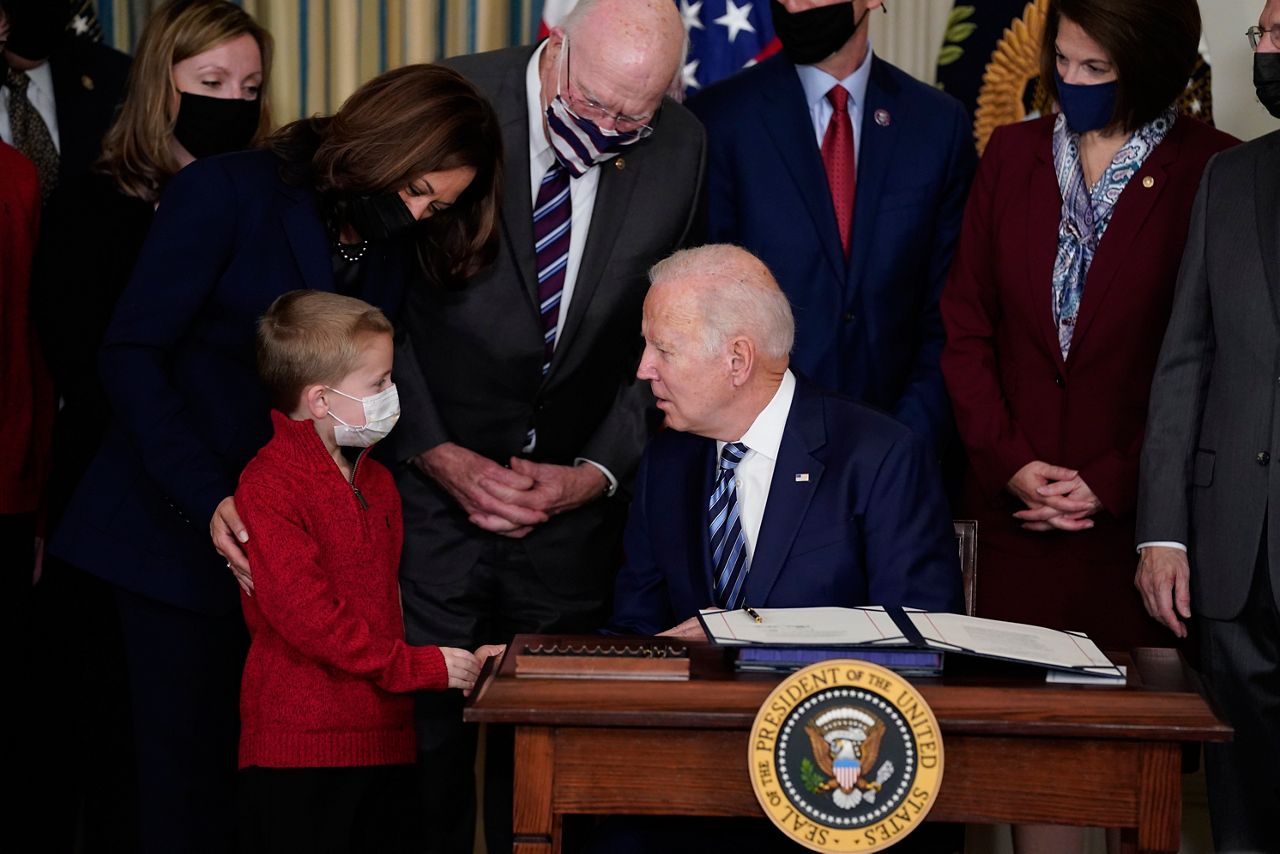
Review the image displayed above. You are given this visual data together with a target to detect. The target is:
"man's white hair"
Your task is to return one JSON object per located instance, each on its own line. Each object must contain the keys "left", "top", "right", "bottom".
{"left": 649, "top": 245, "right": 795, "bottom": 360}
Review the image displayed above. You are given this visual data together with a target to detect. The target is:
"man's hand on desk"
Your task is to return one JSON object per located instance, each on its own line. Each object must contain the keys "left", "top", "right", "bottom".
{"left": 658, "top": 615, "right": 710, "bottom": 641}
{"left": 1135, "top": 546, "right": 1192, "bottom": 639}
{"left": 412, "top": 443, "right": 545, "bottom": 538}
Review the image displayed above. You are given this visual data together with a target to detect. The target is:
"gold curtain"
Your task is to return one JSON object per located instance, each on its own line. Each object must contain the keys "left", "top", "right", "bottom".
{"left": 97, "top": 0, "right": 540, "bottom": 119}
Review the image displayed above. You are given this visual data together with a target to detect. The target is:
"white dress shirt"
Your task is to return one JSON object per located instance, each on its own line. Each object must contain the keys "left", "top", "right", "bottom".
{"left": 794, "top": 44, "right": 873, "bottom": 164}
{"left": 0, "top": 61, "right": 61, "bottom": 152}
{"left": 715, "top": 370, "right": 797, "bottom": 563}
{"left": 525, "top": 43, "right": 617, "bottom": 494}
{"left": 524, "top": 41, "right": 600, "bottom": 345}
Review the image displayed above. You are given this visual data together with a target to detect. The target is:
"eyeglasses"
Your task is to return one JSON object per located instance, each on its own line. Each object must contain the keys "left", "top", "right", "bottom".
{"left": 1247, "top": 24, "right": 1280, "bottom": 50}
{"left": 559, "top": 38, "right": 655, "bottom": 137}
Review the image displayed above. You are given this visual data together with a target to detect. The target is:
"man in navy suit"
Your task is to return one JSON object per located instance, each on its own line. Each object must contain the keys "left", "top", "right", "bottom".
{"left": 609, "top": 245, "right": 961, "bottom": 638}
{"left": 687, "top": 0, "right": 975, "bottom": 452}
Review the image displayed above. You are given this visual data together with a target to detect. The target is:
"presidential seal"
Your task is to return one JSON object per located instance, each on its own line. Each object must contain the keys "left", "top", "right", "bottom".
{"left": 749, "top": 661, "right": 943, "bottom": 852}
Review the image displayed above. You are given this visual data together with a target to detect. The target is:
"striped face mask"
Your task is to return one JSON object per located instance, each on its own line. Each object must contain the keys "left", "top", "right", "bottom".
{"left": 544, "top": 39, "right": 647, "bottom": 177}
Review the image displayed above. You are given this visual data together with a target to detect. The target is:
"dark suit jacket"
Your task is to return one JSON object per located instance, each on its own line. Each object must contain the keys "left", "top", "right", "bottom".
{"left": 390, "top": 45, "right": 705, "bottom": 596}
{"left": 688, "top": 54, "right": 975, "bottom": 451}
{"left": 32, "top": 171, "right": 153, "bottom": 521}
{"left": 608, "top": 378, "right": 962, "bottom": 636}
{"left": 48, "top": 36, "right": 131, "bottom": 186}
{"left": 50, "top": 150, "right": 408, "bottom": 614}
{"left": 1138, "top": 130, "right": 1280, "bottom": 620}
{"left": 942, "top": 115, "right": 1237, "bottom": 646}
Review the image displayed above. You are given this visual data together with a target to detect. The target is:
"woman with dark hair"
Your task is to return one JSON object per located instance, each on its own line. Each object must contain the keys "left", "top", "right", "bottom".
{"left": 48, "top": 61, "right": 502, "bottom": 853}
{"left": 942, "top": 0, "right": 1236, "bottom": 848}
{"left": 27, "top": 2, "right": 269, "bottom": 849}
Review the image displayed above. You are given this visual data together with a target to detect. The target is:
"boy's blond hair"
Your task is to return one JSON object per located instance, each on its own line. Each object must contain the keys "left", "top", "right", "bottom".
{"left": 257, "top": 290, "right": 393, "bottom": 411}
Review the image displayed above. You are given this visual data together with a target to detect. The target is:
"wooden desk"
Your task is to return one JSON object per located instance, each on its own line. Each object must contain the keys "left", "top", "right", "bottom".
{"left": 464, "top": 636, "right": 1230, "bottom": 854}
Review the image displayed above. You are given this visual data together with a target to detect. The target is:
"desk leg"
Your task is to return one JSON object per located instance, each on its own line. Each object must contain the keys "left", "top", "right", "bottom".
{"left": 1135, "top": 743, "right": 1181, "bottom": 853}
{"left": 512, "top": 726, "right": 559, "bottom": 854}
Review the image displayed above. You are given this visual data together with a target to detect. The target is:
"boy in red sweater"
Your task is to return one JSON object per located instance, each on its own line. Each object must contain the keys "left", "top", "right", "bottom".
{"left": 235, "top": 291, "right": 502, "bottom": 852}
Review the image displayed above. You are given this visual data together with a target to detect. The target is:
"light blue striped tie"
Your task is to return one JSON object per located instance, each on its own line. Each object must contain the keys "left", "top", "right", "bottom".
{"left": 710, "top": 442, "right": 751, "bottom": 609}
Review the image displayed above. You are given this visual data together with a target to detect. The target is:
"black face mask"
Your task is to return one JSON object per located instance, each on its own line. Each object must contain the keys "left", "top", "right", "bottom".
{"left": 3, "top": 1, "right": 69, "bottom": 62}
{"left": 770, "top": 0, "right": 871, "bottom": 66}
{"left": 172, "top": 91, "right": 260, "bottom": 159}
{"left": 344, "top": 192, "right": 418, "bottom": 243}
{"left": 1256, "top": 52, "right": 1280, "bottom": 120}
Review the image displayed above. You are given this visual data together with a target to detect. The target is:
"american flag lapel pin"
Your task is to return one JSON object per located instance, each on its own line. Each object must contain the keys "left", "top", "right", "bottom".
{"left": 795, "top": 473, "right": 810, "bottom": 483}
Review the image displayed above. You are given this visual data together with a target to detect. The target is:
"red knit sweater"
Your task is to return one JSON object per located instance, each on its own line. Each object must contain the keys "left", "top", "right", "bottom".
{"left": 235, "top": 410, "right": 447, "bottom": 769}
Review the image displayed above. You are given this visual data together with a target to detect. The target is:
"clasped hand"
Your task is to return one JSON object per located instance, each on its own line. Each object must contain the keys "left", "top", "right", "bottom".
{"left": 414, "top": 442, "right": 606, "bottom": 538}
{"left": 1007, "top": 461, "right": 1102, "bottom": 532}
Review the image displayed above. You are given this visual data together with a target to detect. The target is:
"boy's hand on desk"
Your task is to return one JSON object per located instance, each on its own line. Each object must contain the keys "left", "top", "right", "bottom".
{"left": 475, "top": 644, "right": 506, "bottom": 665}
{"left": 211, "top": 496, "right": 253, "bottom": 594}
{"left": 441, "top": 647, "right": 483, "bottom": 696}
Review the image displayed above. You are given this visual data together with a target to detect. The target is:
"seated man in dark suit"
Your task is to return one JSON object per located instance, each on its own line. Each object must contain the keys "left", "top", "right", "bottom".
{"left": 610, "top": 244, "right": 962, "bottom": 638}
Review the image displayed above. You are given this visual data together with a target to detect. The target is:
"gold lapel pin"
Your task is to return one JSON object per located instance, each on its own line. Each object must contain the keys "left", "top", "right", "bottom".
{"left": 614, "top": 157, "right": 625, "bottom": 170}
{"left": 81, "top": 75, "right": 95, "bottom": 91}
{"left": 1142, "top": 176, "right": 1155, "bottom": 188}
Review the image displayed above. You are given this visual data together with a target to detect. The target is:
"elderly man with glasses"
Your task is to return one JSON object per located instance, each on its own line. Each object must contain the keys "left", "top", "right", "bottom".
{"left": 1137, "top": 2, "right": 1280, "bottom": 850}
{"left": 381, "top": 0, "right": 704, "bottom": 851}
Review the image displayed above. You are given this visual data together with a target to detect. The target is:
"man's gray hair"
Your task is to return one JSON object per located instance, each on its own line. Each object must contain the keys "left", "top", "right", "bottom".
{"left": 649, "top": 245, "right": 795, "bottom": 360}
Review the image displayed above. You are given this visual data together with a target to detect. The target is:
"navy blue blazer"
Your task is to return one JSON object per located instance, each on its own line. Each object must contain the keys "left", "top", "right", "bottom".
{"left": 688, "top": 55, "right": 976, "bottom": 451}
{"left": 50, "top": 150, "right": 408, "bottom": 614}
{"left": 608, "top": 378, "right": 962, "bottom": 636}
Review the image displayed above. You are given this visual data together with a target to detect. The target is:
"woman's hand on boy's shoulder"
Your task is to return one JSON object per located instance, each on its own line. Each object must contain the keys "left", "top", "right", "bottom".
{"left": 211, "top": 496, "right": 253, "bottom": 595}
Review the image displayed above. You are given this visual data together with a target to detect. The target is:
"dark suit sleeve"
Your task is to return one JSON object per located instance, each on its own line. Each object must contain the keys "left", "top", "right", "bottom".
{"left": 384, "top": 311, "right": 451, "bottom": 463}
{"left": 891, "top": 102, "right": 976, "bottom": 451}
{"left": 689, "top": 97, "right": 736, "bottom": 246}
{"left": 578, "top": 123, "right": 707, "bottom": 487}
{"left": 1135, "top": 156, "right": 1218, "bottom": 545}
{"left": 606, "top": 450, "right": 674, "bottom": 634}
{"left": 863, "top": 432, "right": 963, "bottom": 612}
{"left": 940, "top": 128, "right": 1040, "bottom": 499}
{"left": 98, "top": 159, "right": 240, "bottom": 525}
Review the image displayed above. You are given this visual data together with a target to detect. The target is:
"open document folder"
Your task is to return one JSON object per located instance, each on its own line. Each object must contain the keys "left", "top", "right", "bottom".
{"left": 699, "top": 606, "right": 1125, "bottom": 682}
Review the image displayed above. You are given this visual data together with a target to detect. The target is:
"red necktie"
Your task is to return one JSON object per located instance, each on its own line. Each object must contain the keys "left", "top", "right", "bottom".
{"left": 821, "top": 84, "right": 856, "bottom": 258}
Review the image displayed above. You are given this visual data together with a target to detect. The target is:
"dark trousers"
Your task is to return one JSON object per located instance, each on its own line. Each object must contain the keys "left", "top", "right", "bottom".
{"left": 116, "top": 588, "right": 247, "bottom": 854}
{"left": 238, "top": 764, "right": 417, "bottom": 854}
{"left": 1200, "top": 542, "right": 1280, "bottom": 854}
{"left": 402, "top": 537, "right": 608, "bottom": 854}
{"left": 13, "top": 552, "right": 138, "bottom": 854}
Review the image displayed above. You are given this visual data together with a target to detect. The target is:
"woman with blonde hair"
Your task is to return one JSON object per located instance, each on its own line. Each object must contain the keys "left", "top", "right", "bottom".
{"left": 31, "top": 1, "right": 272, "bottom": 851}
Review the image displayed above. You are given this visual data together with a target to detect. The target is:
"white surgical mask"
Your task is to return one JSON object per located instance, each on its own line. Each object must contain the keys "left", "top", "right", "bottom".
{"left": 326, "top": 384, "right": 400, "bottom": 448}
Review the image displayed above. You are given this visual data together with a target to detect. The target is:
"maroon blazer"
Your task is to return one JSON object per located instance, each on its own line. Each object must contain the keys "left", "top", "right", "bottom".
{"left": 940, "top": 115, "right": 1237, "bottom": 648}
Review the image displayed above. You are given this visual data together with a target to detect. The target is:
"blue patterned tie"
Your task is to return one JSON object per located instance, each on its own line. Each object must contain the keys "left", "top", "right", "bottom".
{"left": 533, "top": 161, "right": 571, "bottom": 377}
{"left": 710, "top": 442, "right": 751, "bottom": 609}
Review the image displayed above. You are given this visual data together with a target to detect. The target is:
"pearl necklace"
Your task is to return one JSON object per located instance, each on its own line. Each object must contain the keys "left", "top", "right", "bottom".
{"left": 335, "top": 239, "right": 368, "bottom": 263}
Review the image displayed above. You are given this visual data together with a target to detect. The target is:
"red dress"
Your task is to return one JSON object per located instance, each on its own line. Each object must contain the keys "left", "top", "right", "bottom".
{"left": 941, "top": 115, "right": 1237, "bottom": 650}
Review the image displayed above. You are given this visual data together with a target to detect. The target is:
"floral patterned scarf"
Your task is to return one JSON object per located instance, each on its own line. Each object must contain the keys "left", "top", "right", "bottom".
{"left": 1050, "top": 106, "right": 1177, "bottom": 359}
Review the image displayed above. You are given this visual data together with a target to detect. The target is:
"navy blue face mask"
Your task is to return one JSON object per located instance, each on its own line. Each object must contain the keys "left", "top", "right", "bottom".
{"left": 1054, "top": 70, "right": 1117, "bottom": 133}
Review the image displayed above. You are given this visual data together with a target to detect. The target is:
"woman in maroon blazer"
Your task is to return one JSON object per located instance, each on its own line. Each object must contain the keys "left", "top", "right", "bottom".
{"left": 942, "top": 0, "right": 1237, "bottom": 661}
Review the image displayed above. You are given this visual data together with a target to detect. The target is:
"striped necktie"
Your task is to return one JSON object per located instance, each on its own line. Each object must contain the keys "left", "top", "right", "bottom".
{"left": 533, "top": 161, "right": 571, "bottom": 377}
{"left": 4, "top": 67, "right": 60, "bottom": 200}
{"left": 710, "top": 442, "right": 751, "bottom": 609}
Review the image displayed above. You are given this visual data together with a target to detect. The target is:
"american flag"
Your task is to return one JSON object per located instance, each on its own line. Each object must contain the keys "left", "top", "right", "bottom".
{"left": 537, "top": 0, "right": 779, "bottom": 96}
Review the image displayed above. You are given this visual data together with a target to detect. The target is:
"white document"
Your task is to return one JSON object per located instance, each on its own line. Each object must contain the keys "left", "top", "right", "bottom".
{"left": 698, "top": 606, "right": 911, "bottom": 647}
{"left": 906, "top": 611, "right": 1123, "bottom": 679}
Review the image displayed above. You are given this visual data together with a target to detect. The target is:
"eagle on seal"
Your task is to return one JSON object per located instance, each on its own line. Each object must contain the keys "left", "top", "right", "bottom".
{"left": 804, "top": 707, "right": 896, "bottom": 809}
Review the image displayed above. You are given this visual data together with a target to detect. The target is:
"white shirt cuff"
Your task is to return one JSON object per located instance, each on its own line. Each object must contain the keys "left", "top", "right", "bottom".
{"left": 574, "top": 458, "right": 618, "bottom": 497}
{"left": 1137, "top": 541, "right": 1187, "bottom": 553}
